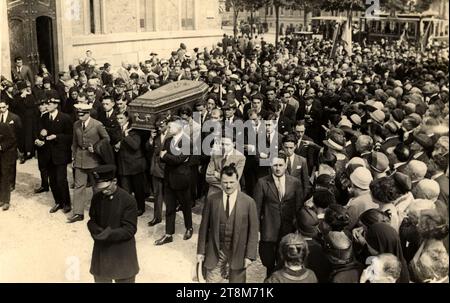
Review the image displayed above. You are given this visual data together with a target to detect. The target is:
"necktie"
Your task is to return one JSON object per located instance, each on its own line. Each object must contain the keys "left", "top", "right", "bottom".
{"left": 276, "top": 177, "right": 284, "bottom": 201}
{"left": 0, "top": 114, "right": 4, "bottom": 123}
{"left": 287, "top": 157, "right": 292, "bottom": 175}
{"left": 50, "top": 114, "right": 54, "bottom": 122}
{"left": 82, "top": 122, "right": 86, "bottom": 131}
{"left": 221, "top": 155, "right": 227, "bottom": 170}
{"left": 225, "top": 195, "right": 230, "bottom": 218}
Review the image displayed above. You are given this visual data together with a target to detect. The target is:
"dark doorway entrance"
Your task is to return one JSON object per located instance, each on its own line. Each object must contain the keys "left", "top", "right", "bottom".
{"left": 36, "top": 16, "right": 55, "bottom": 76}
{"left": 7, "top": 0, "right": 58, "bottom": 79}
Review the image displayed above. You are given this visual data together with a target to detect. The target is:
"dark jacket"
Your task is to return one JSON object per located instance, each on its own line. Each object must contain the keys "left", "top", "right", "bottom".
{"left": 116, "top": 129, "right": 146, "bottom": 176}
{"left": 161, "top": 133, "right": 192, "bottom": 190}
{"left": 197, "top": 191, "right": 259, "bottom": 270}
{"left": 97, "top": 109, "right": 121, "bottom": 145}
{"left": 87, "top": 187, "right": 139, "bottom": 279}
{"left": 146, "top": 133, "right": 167, "bottom": 179}
{"left": 38, "top": 111, "right": 73, "bottom": 165}
{"left": 0, "top": 122, "right": 17, "bottom": 164}
{"left": 254, "top": 175, "right": 304, "bottom": 242}
{"left": 329, "top": 261, "right": 364, "bottom": 283}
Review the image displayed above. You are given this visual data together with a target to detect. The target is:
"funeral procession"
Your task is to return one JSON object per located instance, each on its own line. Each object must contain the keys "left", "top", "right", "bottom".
{"left": 0, "top": 0, "right": 449, "bottom": 284}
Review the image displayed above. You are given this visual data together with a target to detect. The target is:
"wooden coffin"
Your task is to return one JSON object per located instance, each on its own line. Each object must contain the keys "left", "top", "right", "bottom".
{"left": 128, "top": 80, "right": 209, "bottom": 130}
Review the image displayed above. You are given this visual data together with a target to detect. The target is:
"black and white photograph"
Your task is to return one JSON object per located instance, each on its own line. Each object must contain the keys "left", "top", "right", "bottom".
{"left": 0, "top": 0, "right": 449, "bottom": 289}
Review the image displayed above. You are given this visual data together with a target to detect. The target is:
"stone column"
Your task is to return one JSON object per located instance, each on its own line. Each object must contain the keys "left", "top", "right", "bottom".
{"left": 56, "top": 0, "right": 75, "bottom": 71}
{"left": 0, "top": 0, "right": 11, "bottom": 80}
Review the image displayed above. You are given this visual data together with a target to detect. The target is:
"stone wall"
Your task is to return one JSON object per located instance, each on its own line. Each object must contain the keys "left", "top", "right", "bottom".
{"left": 61, "top": 0, "right": 222, "bottom": 70}
{"left": 105, "top": 0, "right": 138, "bottom": 34}
{"left": 158, "top": 0, "right": 180, "bottom": 31}
{"left": 71, "top": 0, "right": 85, "bottom": 36}
{"left": 197, "top": 0, "right": 221, "bottom": 30}
{"left": 1, "top": 0, "right": 11, "bottom": 79}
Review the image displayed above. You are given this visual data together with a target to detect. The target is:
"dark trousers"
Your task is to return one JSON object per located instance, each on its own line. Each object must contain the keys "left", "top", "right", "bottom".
{"left": 197, "top": 164, "right": 208, "bottom": 199}
{"left": 244, "top": 161, "right": 257, "bottom": 197}
{"left": 164, "top": 186, "right": 193, "bottom": 235}
{"left": 48, "top": 162, "right": 71, "bottom": 207}
{"left": 9, "top": 159, "right": 16, "bottom": 189}
{"left": 152, "top": 176, "right": 164, "bottom": 221}
{"left": 120, "top": 172, "right": 146, "bottom": 212}
{"left": 94, "top": 275, "right": 135, "bottom": 283}
{"left": 39, "top": 167, "right": 49, "bottom": 189}
{"left": 259, "top": 241, "right": 281, "bottom": 278}
{"left": 0, "top": 158, "right": 12, "bottom": 204}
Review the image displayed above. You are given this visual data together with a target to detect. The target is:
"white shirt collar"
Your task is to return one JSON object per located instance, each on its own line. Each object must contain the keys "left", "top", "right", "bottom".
{"left": 272, "top": 174, "right": 286, "bottom": 183}
{"left": 83, "top": 117, "right": 91, "bottom": 127}
{"left": 431, "top": 172, "right": 444, "bottom": 180}
{"left": 50, "top": 110, "right": 58, "bottom": 120}
{"left": 223, "top": 190, "right": 238, "bottom": 215}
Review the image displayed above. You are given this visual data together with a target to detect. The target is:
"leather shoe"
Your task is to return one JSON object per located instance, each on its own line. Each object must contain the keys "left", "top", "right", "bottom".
{"left": 148, "top": 218, "right": 162, "bottom": 227}
{"left": 2, "top": 204, "right": 10, "bottom": 211}
{"left": 154, "top": 235, "right": 173, "bottom": 246}
{"left": 183, "top": 228, "right": 193, "bottom": 240}
{"left": 137, "top": 209, "right": 145, "bottom": 217}
{"left": 34, "top": 187, "right": 49, "bottom": 194}
{"left": 19, "top": 157, "right": 26, "bottom": 164}
{"left": 49, "top": 204, "right": 63, "bottom": 213}
{"left": 67, "top": 214, "right": 84, "bottom": 223}
{"left": 62, "top": 206, "right": 72, "bottom": 214}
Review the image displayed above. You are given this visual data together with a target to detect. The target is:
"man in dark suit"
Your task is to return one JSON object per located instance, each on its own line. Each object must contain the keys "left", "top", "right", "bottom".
{"left": 146, "top": 116, "right": 168, "bottom": 226}
{"left": 33, "top": 99, "right": 50, "bottom": 194}
{"left": 87, "top": 164, "right": 139, "bottom": 283}
{"left": 114, "top": 111, "right": 147, "bottom": 216}
{"left": 97, "top": 96, "right": 121, "bottom": 145}
{"left": 254, "top": 152, "right": 304, "bottom": 277}
{"left": 293, "top": 121, "right": 318, "bottom": 175}
{"left": 282, "top": 134, "right": 311, "bottom": 200}
{"left": 279, "top": 90, "right": 297, "bottom": 127}
{"left": 296, "top": 91, "right": 323, "bottom": 142}
{"left": 243, "top": 108, "right": 264, "bottom": 197}
{"left": 0, "top": 99, "right": 22, "bottom": 190}
{"left": 11, "top": 57, "right": 34, "bottom": 85}
{"left": 38, "top": 96, "right": 73, "bottom": 214}
{"left": 197, "top": 164, "right": 259, "bottom": 283}
{"left": 0, "top": 121, "right": 17, "bottom": 211}
{"left": 155, "top": 117, "right": 194, "bottom": 245}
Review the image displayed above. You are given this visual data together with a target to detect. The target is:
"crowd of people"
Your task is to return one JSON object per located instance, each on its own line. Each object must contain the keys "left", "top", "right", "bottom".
{"left": 0, "top": 31, "right": 449, "bottom": 283}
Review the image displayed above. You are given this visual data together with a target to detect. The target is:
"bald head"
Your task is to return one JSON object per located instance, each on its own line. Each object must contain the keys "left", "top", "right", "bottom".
{"left": 413, "top": 179, "right": 440, "bottom": 201}
{"left": 408, "top": 160, "right": 428, "bottom": 183}
{"left": 355, "top": 135, "right": 373, "bottom": 154}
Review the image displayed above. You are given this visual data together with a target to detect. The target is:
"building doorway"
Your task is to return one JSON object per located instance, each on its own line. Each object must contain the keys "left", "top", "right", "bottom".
{"left": 36, "top": 16, "right": 56, "bottom": 76}
{"left": 7, "top": 0, "right": 58, "bottom": 78}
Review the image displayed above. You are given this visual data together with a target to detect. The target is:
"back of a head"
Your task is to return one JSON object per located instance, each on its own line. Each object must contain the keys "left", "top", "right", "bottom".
{"left": 324, "top": 204, "right": 350, "bottom": 231}
{"left": 355, "top": 135, "right": 373, "bottom": 153}
{"left": 279, "top": 233, "right": 309, "bottom": 266}
{"left": 413, "top": 179, "right": 440, "bottom": 201}
{"left": 378, "top": 253, "right": 402, "bottom": 282}
{"left": 417, "top": 208, "right": 449, "bottom": 241}
{"left": 323, "top": 231, "right": 353, "bottom": 264}
{"left": 313, "top": 189, "right": 336, "bottom": 209}
{"left": 359, "top": 208, "right": 391, "bottom": 227}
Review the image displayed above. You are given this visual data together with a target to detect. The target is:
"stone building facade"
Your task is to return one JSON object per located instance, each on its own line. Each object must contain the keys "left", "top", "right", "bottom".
{"left": 1, "top": 0, "right": 222, "bottom": 80}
